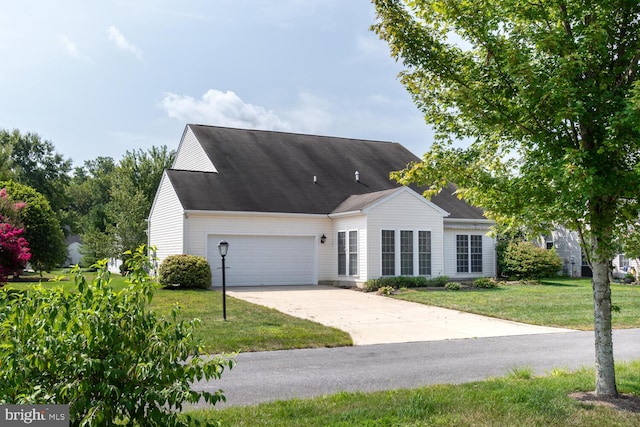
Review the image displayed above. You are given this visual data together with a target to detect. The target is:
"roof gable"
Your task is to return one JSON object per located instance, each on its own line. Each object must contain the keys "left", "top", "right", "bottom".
{"left": 331, "top": 187, "right": 449, "bottom": 217}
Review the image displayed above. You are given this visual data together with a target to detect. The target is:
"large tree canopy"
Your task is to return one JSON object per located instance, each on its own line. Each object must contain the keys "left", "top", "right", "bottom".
{"left": 372, "top": 0, "right": 640, "bottom": 396}
{"left": 0, "top": 181, "right": 67, "bottom": 272}
{"left": 0, "top": 129, "right": 72, "bottom": 213}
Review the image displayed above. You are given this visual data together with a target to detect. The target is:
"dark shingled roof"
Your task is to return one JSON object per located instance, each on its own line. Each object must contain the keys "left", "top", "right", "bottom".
{"left": 167, "top": 125, "right": 486, "bottom": 219}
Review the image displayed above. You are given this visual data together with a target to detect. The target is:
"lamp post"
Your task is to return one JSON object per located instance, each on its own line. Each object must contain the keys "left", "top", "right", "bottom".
{"left": 218, "top": 240, "right": 229, "bottom": 320}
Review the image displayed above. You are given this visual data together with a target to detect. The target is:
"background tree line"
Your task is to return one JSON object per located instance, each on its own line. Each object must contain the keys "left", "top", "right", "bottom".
{"left": 0, "top": 128, "right": 175, "bottom": 271}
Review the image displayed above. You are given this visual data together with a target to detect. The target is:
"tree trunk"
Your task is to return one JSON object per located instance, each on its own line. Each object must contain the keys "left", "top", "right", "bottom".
{"left": 591, "top": 246, "right": 618, "bottom": 397}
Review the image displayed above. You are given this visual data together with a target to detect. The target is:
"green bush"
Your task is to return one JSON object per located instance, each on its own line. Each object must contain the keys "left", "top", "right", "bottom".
{"left": 363, "top": 275, "right": 449, "bottom": 292}
{"left": 377, "top": 285, "right": 395, "bottom": 295}
{"left": 474, "top": 277, "right": 498, "bottom": 288}
{"left": 159, "top": 254, "right": 212, "bottom": 289}
{"left": 445, "top": 282, "right": 462, "bottom": 290}
{"left": 502, "top": 241, "right": 563, "bottom": 279}
{"left": 0, "top": 246, "right": 234, "bottom": 426}
{"left": 424, "top": 276, "right": 449, "bottom": 287}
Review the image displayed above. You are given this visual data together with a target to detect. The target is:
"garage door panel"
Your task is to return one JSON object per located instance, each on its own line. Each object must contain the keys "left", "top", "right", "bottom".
{"left": 208, "top": 235, "right": 316, "bottom": 286}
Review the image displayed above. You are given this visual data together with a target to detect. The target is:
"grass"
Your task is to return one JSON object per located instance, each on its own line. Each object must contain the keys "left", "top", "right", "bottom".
{"left": 3, "top": 270, "right": 352, "bottom": 353}
{"left": 392, "top": 277, "right": 640, "bottom": 330}
{"left": 186, "top": 360, "right": 640, "bottom": 426}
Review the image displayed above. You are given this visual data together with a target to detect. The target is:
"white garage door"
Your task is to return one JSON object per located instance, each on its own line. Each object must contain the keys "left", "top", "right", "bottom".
{"left": 207, "top": 235, "right": 316, "bottom": 286}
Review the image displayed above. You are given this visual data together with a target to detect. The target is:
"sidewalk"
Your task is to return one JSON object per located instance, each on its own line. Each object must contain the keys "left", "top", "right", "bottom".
{"left": 227, "top": 286, "right": 572, "bottom": 345}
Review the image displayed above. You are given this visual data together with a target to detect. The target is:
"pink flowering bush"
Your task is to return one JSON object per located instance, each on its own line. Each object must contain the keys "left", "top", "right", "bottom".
{"left": 0, "top": 188, "right": 31, "bottom": 283}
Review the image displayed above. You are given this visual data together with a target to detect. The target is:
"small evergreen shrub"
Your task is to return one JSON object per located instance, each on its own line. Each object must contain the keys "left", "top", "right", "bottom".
{"left": 502, "top": 241, "right": 563, "bottom": 279}
{"left": 159, "top": 254, "right": 212, "bottom": 289}
{"left": 474, "top": 277, "right": 497, "bottom": 289}
{"left": 445, "top": 282, "right": 462, "bottom": 290}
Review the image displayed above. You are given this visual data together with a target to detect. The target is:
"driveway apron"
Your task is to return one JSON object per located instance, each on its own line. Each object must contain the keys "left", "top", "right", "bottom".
{"left": 227, "top": 286, "right": 572, "bottom": 345}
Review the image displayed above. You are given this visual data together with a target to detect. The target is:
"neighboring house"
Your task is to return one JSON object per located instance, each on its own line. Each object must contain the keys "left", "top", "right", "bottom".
{"left": 541, "top": 228, "right": 586, "bottom": 277}
{"left": 148, "top": 125, "right": 496, "bottom": 287}
{"left": 65, "top": 234, "right": 83, "bottom": 267}
{"left": 546, "top": 227, "right": 637, "bottom": 279}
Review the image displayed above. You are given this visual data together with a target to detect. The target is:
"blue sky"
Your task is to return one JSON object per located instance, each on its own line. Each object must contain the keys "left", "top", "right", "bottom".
{"left": 0, "top": 0, "right": 435, "bottom": 167}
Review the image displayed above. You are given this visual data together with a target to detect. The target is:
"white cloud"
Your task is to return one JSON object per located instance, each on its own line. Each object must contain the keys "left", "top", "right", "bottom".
{"left": 60, "top": 35, "right": 93, "bottom": 63}
{"left": 107, "top": 25, "right": 143, "bottom": 61}
{"left": 284, "top": 91, "right": 333, "bottom": 134}
{"left": 160, "top": 90, "right": 292, "bottom": 131}
{"left": 60, "top": 35, "right": 79, "bottom": 57}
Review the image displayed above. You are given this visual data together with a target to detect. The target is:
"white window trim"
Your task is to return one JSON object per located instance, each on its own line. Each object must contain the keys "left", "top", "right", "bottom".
{"left": 381, "top": 229, "right": 433, "bottom": 277}
{"left": 456, "top": 234, "right": 483, "bottom": 274}
{"left": 338, "top": 229, "right": 359, "bottom": 277}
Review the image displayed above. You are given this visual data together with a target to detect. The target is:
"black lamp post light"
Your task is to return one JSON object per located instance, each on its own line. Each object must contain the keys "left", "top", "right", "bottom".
{"left": 218, "top": 240, "right": 229, "bottom": 320}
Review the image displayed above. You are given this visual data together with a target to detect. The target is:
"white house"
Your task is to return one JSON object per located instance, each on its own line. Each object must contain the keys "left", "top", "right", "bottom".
{"left": 148, "top": 124, "right": 496, "bottom": 287}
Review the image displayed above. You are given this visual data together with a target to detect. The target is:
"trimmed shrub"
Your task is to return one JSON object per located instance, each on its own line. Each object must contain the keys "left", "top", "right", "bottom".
{"left": 474, "top": 277, "right": 498, "bottom": 289}
{"left": 159, "top": 254, "right": 212, "bottom": 289}
{"left": 424, "top": 275, "right": 449, "bottom": 287}
{"left": 363, "top": 275, "right": 449, "bottom": 292}
{"left": 502, "top": 241, "right": 563, "bottom": 279}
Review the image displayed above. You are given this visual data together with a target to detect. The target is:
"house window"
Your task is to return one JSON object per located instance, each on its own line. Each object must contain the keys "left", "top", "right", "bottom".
{"left": 338, "top": 230, "right": 358, "bottom": 276}
{"left": 381, "top": 230, "right": 395, "bottom": 276}
{"left": 619, "top": 254, "right": 629, "bottom": 269}
{"left": 349, "top": 230, "right": 358, "bottom": 275}
{"left": 471, "top": 235, "right": 483, "bottom": 273}
{"left": 338, "top": 231, "right": 346, "bottom": 275}
{"left": 419, "top": 231, "right": 431, "bottom": 275}
{"left": 456, "top": 235, "right": 469, "bottom": 273}
{"left": 457, "top": 234, "right": 483, "bottom": 273}
{"left": 401, "top": 230, "right": 413, "bottom": 275}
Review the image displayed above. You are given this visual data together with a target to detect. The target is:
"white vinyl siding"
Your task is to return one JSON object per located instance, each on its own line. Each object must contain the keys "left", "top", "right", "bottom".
{"left": 366, "top": 189, "right": 446, "bottom": 279}
{"left": 172, "top": 126, "right": 217, "bottom": 172}
{"left": 443, "top": 226, "right": 495, "bottom": 278}
{"left": 148, "top": 173, "right": 185, "bottom": 263}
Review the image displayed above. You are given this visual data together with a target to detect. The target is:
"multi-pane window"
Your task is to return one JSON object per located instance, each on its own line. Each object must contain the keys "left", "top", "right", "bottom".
{"left": 383, "top": 229, "right": 432, "bottom": 276}
{"left": 349, "top": 230, "right": 358, "bottom": 275}
{"left": 338, "top": 230, "right": 358, "bottom": 276}
{"left": 338, "top": 231, "right": 346, "bottom": 275}
{"left": 457, "top": 234, "right": 483, "bottom": 273}
{"left": 456, "top": 235, "right": 469, "bottom": 273}
{"left": 470, "top": 235, "right": 483, "bottom": 273}
{"left": 400, "top": 230, "right": 413, "bottom": 275}
{"left": 381, "top": 230, "right": 395, "bottom": 276}
{"left": 419, "top": 231, "right": 431, "bottom": 275}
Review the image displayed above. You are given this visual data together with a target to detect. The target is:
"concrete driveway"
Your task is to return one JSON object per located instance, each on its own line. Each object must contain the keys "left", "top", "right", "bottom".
{"left": 227, "top": 285, "right": 572, "bottom": 345}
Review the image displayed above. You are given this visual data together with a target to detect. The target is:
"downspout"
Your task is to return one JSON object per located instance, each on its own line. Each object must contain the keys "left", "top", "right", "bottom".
{"left": 183, "top": 211, "right": 189, "bottom": 254}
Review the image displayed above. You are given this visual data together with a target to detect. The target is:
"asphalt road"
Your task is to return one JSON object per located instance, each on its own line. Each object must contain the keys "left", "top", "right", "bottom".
{"left": 191, "top": 329, "right": 640, "bottom": 408}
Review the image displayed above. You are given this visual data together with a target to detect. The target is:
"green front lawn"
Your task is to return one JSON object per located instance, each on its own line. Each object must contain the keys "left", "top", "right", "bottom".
{"left": 3, "top": 270, "right": 352, "bottom": 353}
{"left": 189, "top": 361, "right": 640, "bottom": 426}
{"left": 392, "top": 278, "right": 640, "bottom": 330}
